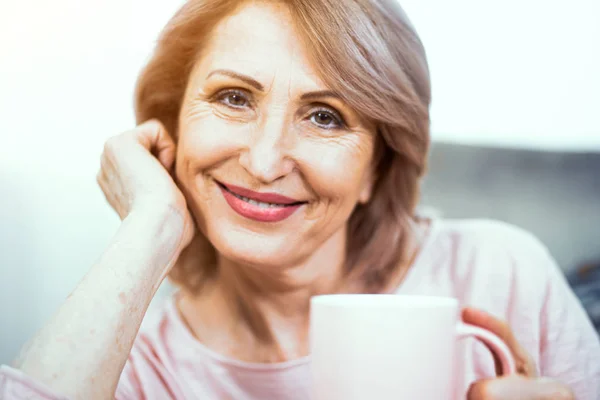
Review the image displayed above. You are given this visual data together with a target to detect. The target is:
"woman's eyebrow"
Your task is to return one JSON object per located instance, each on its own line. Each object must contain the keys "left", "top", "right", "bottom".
{"left": 300, "top": 90, "right": 341, "bottom": 101}
{"left": 204, "top": 71, "right": 341, "bottom": 102}
{"left": 206, "top": 69, "right": 264, "bottom": 91}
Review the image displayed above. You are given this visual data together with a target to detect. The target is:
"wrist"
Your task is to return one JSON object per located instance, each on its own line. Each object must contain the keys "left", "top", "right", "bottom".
{"left": 123, "top": 205, "right": 189, "bottom": 271}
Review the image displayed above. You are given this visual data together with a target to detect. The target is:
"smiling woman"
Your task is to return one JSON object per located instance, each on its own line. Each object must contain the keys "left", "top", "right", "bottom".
{"left": 136, "top": 0, "right": 430, "bottom": 296}
{"left": 1, "top": 0, "right": 598, "bottom": 399}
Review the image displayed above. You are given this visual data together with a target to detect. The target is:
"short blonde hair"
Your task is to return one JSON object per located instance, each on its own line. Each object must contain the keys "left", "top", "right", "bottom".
{"left": 135, "top": 0, "right": 431, "bottom": 293}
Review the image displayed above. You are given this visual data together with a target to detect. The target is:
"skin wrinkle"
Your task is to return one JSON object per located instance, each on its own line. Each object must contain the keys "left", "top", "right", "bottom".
{"left": 195, "top": 65, "right": 370, "bottom": 141}
{"left": 184, "top": 80, "right": 349, "bottom": 224}
{"left": 161, "top": 2, "right": 392, "bottom": 362}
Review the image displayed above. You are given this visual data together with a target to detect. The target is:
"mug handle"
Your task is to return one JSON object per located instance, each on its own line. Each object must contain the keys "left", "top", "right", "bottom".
{"left": 456, "top": 323, "right": 517, "bottom": 375}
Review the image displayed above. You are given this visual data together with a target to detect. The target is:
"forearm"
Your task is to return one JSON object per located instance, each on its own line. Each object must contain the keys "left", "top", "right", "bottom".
{"left": 13, "top": 207, "right": 186, "bottom": 399}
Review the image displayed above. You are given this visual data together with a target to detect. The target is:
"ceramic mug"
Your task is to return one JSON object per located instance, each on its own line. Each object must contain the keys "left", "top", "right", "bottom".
{"left": 310, "top": 294, "right": 516, "bottom": 400}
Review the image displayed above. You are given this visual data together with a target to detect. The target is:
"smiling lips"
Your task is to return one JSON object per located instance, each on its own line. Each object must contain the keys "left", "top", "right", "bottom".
{"left": 217, "top": 181, "right": 305, "bottom": 222}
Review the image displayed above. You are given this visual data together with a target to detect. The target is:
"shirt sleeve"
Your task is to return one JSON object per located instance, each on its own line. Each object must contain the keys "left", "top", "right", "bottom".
{"left": 453, "top": 220, "right": 600, "bottom": 399}
{"left": 0, "top": 365, "right": 68, "bottom": 400}
{"left": 0, "top": 361, "right": 143, "bottom": 400}
{"left": 536, "top": 245, "right": 600, "bottom": 399}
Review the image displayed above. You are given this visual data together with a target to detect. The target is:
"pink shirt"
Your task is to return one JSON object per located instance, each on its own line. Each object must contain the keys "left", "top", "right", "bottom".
{"left": 2, "top": 219, "right": 599, "bottom": 399}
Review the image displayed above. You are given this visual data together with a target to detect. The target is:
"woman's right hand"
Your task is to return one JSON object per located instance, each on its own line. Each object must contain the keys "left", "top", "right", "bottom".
{"left": 97, "top": 119, "right": 195, "bottom": 249}
{"left": 9, "top": 120, "right": 196, "bottom": 399}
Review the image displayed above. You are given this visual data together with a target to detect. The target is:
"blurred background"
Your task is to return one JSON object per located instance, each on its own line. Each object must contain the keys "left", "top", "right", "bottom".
{"left": 0, "top": 0, "right": 598, "bottom": 364}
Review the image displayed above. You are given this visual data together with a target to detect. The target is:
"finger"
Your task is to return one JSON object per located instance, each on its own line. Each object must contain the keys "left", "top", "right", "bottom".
{"left": 462, "top": 308, "right": 537, "bottom": 377}
{"left": 99, "top": 150, "right": 112, "bottom": 177}
{"left": 96, "top": 171, "right": 124, "bottom": 219}
{"left": 468, "top": 375, "right": 574, "bottom": 400}
{"left": 134, "top": 119, "right": 176, "bottom": 171}
{"left": 462, "top": 308, "right": 518, "bottom": 351}
{"left": 99, "top": 151, "right": 119, "bottom": 195}
{"left": 95, "top": 170, "right": 104, "bottom": 192}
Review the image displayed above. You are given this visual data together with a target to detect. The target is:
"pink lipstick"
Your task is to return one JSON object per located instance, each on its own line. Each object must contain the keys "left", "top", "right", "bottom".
{"left": 217, "top": 181, "right": 305, "bottom": 222}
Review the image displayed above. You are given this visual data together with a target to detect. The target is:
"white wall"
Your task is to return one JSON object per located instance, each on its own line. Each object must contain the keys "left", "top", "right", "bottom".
{"left": 0, "top": 0, "right": 598, "bottom": 363}
{"left": 0, "top": 0, "right": 185, "bottom": 364}
{"left": 401, "top": 0, "right": 600, "bottom": 150}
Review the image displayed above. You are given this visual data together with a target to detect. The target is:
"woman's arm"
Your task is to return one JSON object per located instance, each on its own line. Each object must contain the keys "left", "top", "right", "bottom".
{"left": 5, "top": 120, "right": 195, "bottom": 399}
{"left": 12, "top": 206, "right": 185, "bottom": 399}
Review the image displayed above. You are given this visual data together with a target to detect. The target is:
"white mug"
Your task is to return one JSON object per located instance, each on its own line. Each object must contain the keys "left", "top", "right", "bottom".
{"left": 310, "top": 294, "right": 516, "bottom": 400}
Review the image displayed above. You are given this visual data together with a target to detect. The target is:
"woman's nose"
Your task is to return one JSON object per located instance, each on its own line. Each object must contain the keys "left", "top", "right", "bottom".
{"left": 239, "top": 117, "right": 295, "bottom": 183}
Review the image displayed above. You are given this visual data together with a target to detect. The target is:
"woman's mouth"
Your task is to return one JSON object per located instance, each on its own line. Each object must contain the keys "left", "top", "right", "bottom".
{"left": 216, "top": 181, "right": 306, "bottom": 222}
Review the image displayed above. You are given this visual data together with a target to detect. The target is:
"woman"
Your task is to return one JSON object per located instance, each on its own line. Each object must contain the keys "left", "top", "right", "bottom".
{"left": 1, "top": 0, "right": 598, "bottom": 399}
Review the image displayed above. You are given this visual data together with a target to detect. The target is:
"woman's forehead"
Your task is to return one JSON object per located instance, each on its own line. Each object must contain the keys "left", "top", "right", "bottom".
{"left": 193, "top": 1, "right": 328, "bottom": 93}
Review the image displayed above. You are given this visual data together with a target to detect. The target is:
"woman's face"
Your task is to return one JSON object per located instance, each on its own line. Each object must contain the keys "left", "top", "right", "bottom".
{"left": 176, "top": 2, "right": 376, "bottom": 269}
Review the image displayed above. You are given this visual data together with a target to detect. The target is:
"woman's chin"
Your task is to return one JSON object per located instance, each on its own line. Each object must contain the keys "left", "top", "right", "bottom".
{"left": 207, "top": 227, "right": 307, "bottom": 269}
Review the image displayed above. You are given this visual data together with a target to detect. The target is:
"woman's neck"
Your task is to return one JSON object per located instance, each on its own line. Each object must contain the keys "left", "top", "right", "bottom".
{"left": 177, "top": 219, "right": 427, "bottom": 363}
{"left": 179, "top": 227, "right": 348, "bottom": 363}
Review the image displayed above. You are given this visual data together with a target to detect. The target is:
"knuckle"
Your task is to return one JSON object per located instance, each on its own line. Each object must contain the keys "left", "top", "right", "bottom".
{"left": 511, "top": 344, "right": 537, "bottom": 377}
{"left": 140, "top": 119, "right": 171, "bottom": 142}
{"left": 467, "top": 380, "right": 492, "bottom": 400}
{"left": 515, "top": 355, "right": 531, "bottom": 375}
{"left": 525, "top": 355, "right": 538, "bottom": 376}
{"left": 551, "top": 386, "right": 574, "bottom": 400}
{"left": 103, "top": 136, "right": 120, "bottom": 153}
{"left": 142, "top": 118, "right": 164, "bottom": 131}
{"left": 536, "top": 378, "right": 574, "bottom": 400}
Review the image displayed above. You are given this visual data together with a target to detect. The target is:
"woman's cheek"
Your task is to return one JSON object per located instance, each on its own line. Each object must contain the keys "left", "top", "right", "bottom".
{"left": 296, "top": 138, "right": 372, "bottom": 200}
{"left": 179, "top": 112, "right": 253, "bottom": 169}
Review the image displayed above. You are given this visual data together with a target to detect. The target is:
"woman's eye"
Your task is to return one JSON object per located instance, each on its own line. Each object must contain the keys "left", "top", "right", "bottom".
{"left": 217, "top": 90, "right": 250, "bottom": 109}
{"left": 309, "top": 110, "right": 344, "bottom": 129}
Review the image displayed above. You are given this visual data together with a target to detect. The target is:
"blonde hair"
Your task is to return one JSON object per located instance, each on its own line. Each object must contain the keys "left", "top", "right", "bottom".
{"left": 135, "top": 0, "right": 430, "bottom": 294}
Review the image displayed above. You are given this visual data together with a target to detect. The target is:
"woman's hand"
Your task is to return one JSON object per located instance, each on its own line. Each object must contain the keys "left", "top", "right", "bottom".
{"left": 10, "top": 121, "right": 198, "bottom": 399}
{"left": 97, "top": 119, "right": 195, "bottom": 249}
{"left": 463, "top": 308, "right": 574, "bottom": 400}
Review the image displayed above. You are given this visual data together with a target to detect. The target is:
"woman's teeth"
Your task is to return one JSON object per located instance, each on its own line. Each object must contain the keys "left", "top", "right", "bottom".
{"left": 231, "top": 191, "right": 288, "bottom": 208}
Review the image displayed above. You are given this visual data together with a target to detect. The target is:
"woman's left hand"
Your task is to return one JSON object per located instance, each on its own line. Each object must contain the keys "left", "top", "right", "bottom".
{"left": 462, "top": 308, "right": 574, "bottom": 400}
